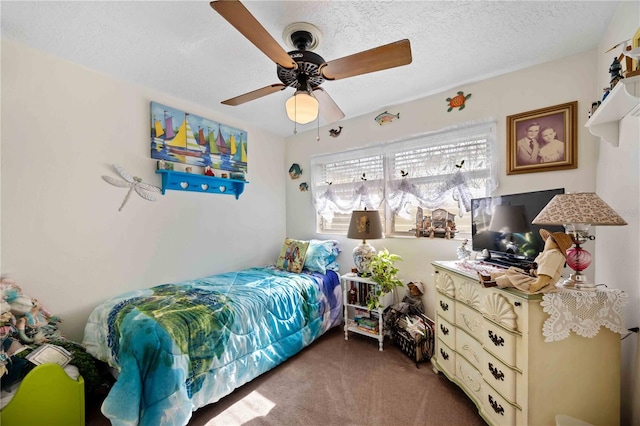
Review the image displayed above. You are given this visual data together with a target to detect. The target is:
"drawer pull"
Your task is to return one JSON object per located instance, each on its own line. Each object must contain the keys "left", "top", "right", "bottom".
{"left": 440, "top": 324, "right": 449, "bottom": 335}
{"left": 514, "top": 301, "right": 521, "bottom": 307}
{"left": 488, "top": 362, "right": 505, "bottom": 381}
{"left": 440, "top": 348, "right": 449, "bottom": 360}
{"left": 488, "top": 330, "right": 505, "bottom": 347}
{"left": 439, "top": 300, "right": 449, "bottom": 311}
{"left": 488, "top": 395, "right": 505, "bottom": 416}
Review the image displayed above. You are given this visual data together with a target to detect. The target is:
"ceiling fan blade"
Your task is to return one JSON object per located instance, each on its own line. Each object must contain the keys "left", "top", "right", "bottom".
{"left": 221, "top": 84, "right": 287, "bottom": 106}
{"left": 313, "top": 88, "right": 345, "bottom": 123}
{"left": 211, "top": 0, "right": 296, "bottom": 70}
{"left": 320, "top": 39, "right": 412, "bottom": 81}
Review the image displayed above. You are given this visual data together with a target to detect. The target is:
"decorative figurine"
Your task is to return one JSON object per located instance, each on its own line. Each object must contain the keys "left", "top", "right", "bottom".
{"left": 457, "top": 239, "right": 472, "bottom": 261}
{"left": 609, "top": 57, "right": 624, "bottom": 90}
{"left": 230, "top": 171, "right": 245, "bottom": 181}
{"left": 602, "top": 87, "right": 611, "bottom": 101}
{"left": 348, "top": 285, "right": 357, "bottom": 304}
{"left": 185, "top": 166, "right": 193, "bottom": 174}
{"left": 299, "top": 182, "right": 309, "bottom": 192}
{"left": 446, "top": 91, "right": 472, "bottom": 112}
{"left": 204, "top": 165, "right": 215, "bottom": 176}
{"left": 289, "top": 163, "right": 302, "bottom": 179}
{"left": 374, "top": 111, "right": 400, "bottom": 125}
{"left": 329, "top": 126, "right": 343, "bottom": 138}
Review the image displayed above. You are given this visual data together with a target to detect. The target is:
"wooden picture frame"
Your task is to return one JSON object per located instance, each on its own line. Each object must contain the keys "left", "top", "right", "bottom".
{"left": 506, "top": 101, "right": 577, "bottom": 175}
{"left": 629, "top": 27, "right": 640, "bottom": 77}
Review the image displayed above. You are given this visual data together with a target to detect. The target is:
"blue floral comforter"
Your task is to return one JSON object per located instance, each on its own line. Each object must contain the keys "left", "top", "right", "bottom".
{"left": 83, "top": 266, "right": 342, "bottom": 426}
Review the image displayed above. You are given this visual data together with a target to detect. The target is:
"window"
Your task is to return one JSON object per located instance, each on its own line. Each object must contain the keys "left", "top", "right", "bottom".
{"left": 311, "top": 121, "right": 497, "bottom": 237}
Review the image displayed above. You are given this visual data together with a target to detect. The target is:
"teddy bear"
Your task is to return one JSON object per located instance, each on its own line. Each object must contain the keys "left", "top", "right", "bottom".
{"left": 478, "top": 228, "right": 573, "bottom": 293}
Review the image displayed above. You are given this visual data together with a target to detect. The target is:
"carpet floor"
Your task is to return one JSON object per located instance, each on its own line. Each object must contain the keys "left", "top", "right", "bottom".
{"left": 87, "top": 326, "right": 487, "bottom": 425}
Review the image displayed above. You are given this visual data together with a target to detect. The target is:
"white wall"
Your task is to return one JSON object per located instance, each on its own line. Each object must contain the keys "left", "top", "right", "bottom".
{"left": 594, "top": 2, "right": 640, "bottom": 424}
{"left": 1, "top": 39, "right": 287, "bottom": 342}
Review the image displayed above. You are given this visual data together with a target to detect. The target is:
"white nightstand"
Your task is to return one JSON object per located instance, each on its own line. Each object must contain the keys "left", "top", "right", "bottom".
{"left": 341, "top": 273, "right": 390, "bottom": 351}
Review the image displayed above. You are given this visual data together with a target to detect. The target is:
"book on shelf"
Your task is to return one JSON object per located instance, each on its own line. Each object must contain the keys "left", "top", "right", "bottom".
{"left": 355, "top": 317, "right": 378, "bottom": 329}
{"left": 356, "top": 325, "right": 380, "bottom": 335}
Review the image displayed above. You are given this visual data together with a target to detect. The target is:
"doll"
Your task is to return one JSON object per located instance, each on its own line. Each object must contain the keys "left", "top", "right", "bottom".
{"left": 478, "top": 229, "right": 573, "bottom": 294}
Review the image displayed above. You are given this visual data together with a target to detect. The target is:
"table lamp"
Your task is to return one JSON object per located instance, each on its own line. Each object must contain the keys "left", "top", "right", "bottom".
{"left": 347, "top": 209, "right": 384, "bottom": 275}
{"left": 532, "top": 192, "right": 627, "bottom": 290}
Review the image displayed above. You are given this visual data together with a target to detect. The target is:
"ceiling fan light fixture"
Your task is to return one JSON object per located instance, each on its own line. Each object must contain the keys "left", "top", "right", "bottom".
{"left": 285, "top": 90, "right": 319, "bottom": 124}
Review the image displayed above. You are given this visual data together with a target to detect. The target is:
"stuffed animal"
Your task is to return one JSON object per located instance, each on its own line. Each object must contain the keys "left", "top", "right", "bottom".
{"left": 0, "top": 277, "right": 63, "bottom": 384}
{"left": 1, "top": 277, "right": 61, "bottom": 344}
{"left": 400, "top": 281, "right": 425, "bottom": 313}
{"left": 478, "top": 229, "right": 573, "bottom": 293}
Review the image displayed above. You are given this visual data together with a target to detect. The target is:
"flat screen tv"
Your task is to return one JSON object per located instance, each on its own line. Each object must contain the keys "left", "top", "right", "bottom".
{"left": 471, "top": 188, "right": 565, "bottom": 267}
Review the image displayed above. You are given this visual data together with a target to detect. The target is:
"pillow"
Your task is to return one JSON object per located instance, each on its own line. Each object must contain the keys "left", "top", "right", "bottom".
{"left": 276, "top": 238, "right": 310, "bottom": 273}
{"left": 303, "top": 239, "right": 340, "bottom": 274}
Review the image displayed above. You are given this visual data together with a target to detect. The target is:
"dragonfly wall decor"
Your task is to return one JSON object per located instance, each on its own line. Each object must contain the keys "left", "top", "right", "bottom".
{"left": 102, "top": 164, "right": 162, "bottom": 211}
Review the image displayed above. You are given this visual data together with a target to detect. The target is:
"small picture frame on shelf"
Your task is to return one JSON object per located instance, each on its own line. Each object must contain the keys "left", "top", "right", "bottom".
{"left": 157, "top": 160, "right": 174, "bottom": 171}
{"left": 506, "top": 101, "right": 577, "bottom": 175}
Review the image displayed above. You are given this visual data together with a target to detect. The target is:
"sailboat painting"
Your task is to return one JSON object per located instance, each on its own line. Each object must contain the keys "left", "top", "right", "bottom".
{"left": 150, "top": 101, "right": 247, "bottom": 173}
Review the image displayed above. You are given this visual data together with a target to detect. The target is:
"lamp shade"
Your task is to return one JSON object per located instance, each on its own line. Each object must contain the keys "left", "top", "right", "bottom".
{"left": 347, "top": 210, "right": 384, "bottom": 241}
{"left": 531, "top": 193, "right": 627, "bottom": 226}
{"left": 489, "top": 205, "right": 530, "bottom": 233}
{"left": 285, "top": 90, "right": 318, "bottom": 124}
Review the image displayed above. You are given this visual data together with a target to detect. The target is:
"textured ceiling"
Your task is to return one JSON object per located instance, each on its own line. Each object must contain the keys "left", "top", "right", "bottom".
{"left": 1, "top": 1, "right": 620, "bottom": 137}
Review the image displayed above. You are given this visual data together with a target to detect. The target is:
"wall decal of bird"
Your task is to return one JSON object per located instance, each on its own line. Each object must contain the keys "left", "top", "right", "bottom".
{"left": 102, "top": 164, "right": 161, "bottom": 211}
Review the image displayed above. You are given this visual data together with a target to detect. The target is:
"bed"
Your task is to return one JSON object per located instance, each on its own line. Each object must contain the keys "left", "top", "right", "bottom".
{"left": 83, "top": 261, "right": 342, "bottom": 426}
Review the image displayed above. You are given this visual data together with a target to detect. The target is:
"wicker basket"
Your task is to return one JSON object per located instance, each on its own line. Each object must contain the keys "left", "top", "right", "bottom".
{"left": 390, "top": 308, "right": 435, "bottom": 368}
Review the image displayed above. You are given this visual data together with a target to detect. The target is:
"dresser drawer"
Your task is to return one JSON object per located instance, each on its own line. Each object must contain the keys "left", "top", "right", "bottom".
{"left": 481, "top": 290, "right": 525, "bottom": 333}
{"left": 482, "top": 382, "right": 519, "bottom": 426}
{"left": 456, "top": 354, "right": 483, "bottom": 403}
{"left": 483, "top": 350, "right": 520, "bottom": 404}
{"left": 437, "top": 315, "right": 456, "bottom": 349}
{"left": 436, "top": 294, "right": 455, "bottom": 324}
{"left": 456, "top": 302, "right": 483, "bottom": 342}
{"left": 482, "top": 319, "right": 518, "bottom": 367}
{"left": 456, "top": 328, "right": 484, "bottom": 370}
{"left": 436, "top": 338, "right": 456, "bottom": 378}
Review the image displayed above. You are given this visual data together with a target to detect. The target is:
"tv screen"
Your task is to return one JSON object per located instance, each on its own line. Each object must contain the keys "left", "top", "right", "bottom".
{"left": 471, "top": 188, "right": 565, "bottom": 265}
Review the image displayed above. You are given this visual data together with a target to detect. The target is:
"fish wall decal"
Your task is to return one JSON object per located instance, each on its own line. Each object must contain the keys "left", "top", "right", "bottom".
{"left": 374, "top": 111, "right": 400, "bottom": 125}
{"left": 289, "top": 163, "right": 302, "bottom": 179}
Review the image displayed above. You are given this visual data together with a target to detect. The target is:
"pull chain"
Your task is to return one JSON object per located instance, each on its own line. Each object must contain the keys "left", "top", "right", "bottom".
{"left": 293, "top": 94, "right": 298, "bottom": 134}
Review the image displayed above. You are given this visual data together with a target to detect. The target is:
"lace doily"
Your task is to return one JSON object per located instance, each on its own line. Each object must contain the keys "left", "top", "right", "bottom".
{"left": 540, "top": 288, "right": 628, "bottom": 342}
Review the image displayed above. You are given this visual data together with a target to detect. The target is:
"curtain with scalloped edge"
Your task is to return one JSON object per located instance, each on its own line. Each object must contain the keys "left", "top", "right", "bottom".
{"left": 310, "top": 120, "right": 498, "bottom": 224}
{"left": 310, "top": 146, "right": 385, "bottom": 223}
{"left": 385, "top": 121, "right": 498, "bottom": 220}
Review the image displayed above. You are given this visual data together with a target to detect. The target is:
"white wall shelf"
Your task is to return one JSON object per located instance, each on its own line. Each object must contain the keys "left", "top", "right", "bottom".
{"left": 585, "top": 75, "right": 640, "bottom": 146}
{"left": 156, "top": 170, "right": 248, "bottom": 199}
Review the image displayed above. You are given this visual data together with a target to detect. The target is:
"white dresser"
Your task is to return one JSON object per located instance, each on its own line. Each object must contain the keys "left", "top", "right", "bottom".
{"left": 431, "top": 261, "right": 621, "bottom": 426}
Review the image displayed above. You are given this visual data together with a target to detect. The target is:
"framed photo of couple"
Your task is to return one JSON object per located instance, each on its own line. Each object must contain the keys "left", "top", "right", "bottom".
{"left": 506, "top": 101, "right": 577, "bottom": 175}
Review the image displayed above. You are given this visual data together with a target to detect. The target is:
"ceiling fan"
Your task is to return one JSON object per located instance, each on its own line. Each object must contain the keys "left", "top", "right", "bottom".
{"left": 210, "top": 0, "right": 412, "bottom": 125}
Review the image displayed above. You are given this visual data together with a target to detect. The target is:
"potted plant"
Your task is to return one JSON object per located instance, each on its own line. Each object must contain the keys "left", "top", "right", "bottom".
{"left": 366, "top": 248, "right": 403, "bottom": 310}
